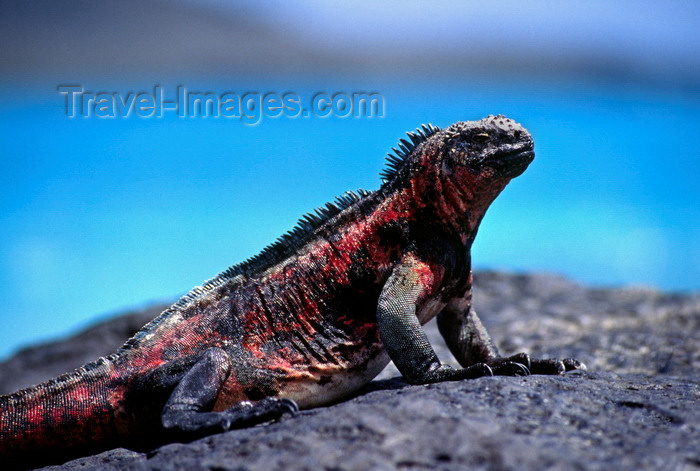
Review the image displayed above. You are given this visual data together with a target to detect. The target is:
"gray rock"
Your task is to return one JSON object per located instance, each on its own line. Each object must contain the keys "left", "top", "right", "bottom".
{"left": 2, "top": 272, "right": 699, "bottom": 470}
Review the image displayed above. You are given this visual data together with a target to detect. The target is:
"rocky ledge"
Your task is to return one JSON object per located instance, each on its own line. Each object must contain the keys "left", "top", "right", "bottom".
{"left": 1, "top": 272, "right": 698, "bottom": 470}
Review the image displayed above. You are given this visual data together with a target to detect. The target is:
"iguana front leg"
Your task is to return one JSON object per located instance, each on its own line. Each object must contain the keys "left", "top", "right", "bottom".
{"left": 437, "top": 294, "right": 586, "bottom": 375}
{"left": 161, "top": 348, "right": 297, "bottom": 439}
{"left": 376, "top": 258, "right": 524, "bottom": 384}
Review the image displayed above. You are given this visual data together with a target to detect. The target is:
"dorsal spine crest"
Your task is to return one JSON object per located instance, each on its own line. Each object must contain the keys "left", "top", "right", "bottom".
{"left": 379, "top": 124, "right": 440, "bottom": 183}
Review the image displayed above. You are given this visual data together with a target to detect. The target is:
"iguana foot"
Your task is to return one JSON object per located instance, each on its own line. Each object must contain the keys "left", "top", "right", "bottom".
{"left": 407, "top": 363, "right": 493, "bottom": 384}
{"left": 225, "top": 397, "right": 299, "bottom": 428}
{"left": 163, "top": 397, "right": 299, "bottom": 438}
{"left": 491, "top": 352, "right": 586, "bottom": 375}
{"left": 490, "top": 361, "right": 530, "bottom": 376}
{"left": 415, "top": 361, "right": 530, "bottom": 384}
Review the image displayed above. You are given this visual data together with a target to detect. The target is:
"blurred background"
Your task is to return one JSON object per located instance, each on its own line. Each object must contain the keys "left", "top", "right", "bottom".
{"left": 0, "top": 0, "right": 698, "bottom": 359}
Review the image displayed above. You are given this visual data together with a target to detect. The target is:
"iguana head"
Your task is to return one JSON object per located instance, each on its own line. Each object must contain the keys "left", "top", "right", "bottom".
{"left": 427, "top": 115, "right": 535, "bottom": 233}
{"left": 379, "top": 115, "right": 534, "bottom": 236}
{"left": 440, "top": 115, "right": 534, "bottom": 182}
{"left": 381, "top": 115, "right": 534, "bottom": 192}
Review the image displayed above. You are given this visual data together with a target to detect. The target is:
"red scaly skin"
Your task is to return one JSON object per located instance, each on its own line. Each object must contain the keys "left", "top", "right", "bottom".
{"left": 0, "top": 115, "right": 540, "bottom": 465}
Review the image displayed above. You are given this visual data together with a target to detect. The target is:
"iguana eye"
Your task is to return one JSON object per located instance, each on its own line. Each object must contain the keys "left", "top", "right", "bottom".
{"left": 472, "top": 133, "right": 490, "bottom": 144}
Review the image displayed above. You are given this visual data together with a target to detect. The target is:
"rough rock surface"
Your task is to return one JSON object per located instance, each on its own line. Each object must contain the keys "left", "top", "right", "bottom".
{"left": 1, "top": 272, "right": 698, "bottom": 470}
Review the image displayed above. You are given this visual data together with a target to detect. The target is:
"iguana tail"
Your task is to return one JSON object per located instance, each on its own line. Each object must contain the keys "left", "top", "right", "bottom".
{"left": 0, "top": 356, "right": 127, "bottom": 466}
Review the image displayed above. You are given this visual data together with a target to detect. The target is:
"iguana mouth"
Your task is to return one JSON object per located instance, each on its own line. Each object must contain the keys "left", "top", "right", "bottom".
{"left": 499, "top": 148, "right": 535, "bottom": 167}
{"left": 487, "top": 144, "right": 535, "bottom": 178}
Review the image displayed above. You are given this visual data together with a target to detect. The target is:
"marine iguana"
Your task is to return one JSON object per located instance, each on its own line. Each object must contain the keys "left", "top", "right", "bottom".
{"left": 0, "top": 115, "right": 585, "bottom": 467}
